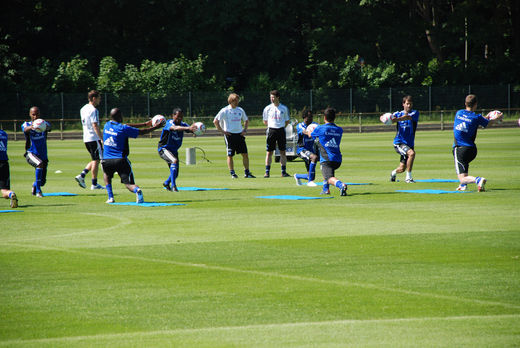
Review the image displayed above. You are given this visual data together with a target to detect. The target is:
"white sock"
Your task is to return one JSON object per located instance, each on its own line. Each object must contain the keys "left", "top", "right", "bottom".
{"left": 406, "top": 171, "right": 412, "bottom": 180}
{"left": 391, "top": 170, "right": 397, "bottom": 177}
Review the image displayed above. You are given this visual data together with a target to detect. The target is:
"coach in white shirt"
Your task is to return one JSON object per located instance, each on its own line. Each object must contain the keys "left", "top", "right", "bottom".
{"left": 263, "top": 90, "right": 290, "bottom": 178}
{"left": 75, "top": 90, "right": 104, "bottom": 190}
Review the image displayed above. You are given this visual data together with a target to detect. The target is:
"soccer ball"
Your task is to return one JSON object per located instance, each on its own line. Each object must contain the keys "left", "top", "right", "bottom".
{"left": 152, "top": 114, "right": 166, "bottom": 127}
{"left": 193, "top": 122, "right": 205, "bottom": 136}
{"left": 380, "top": 113, "right": 394, "bottom": 125}
{"left": 32, "top": 119, "right": 47, "bottom": 132}
{"left": 306, "top": 123, "right": 318, "bottom": 134}
{"left": 485, "top": 110, "right": 502, "bottom": 120}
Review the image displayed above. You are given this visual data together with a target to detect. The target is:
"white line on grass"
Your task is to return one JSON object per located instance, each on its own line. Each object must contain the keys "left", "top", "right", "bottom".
{"left": 3, "top": 241, "right": 520, "bottom": 311}
{"left": 1, "top": 314, "right": 519, "bottom": 345}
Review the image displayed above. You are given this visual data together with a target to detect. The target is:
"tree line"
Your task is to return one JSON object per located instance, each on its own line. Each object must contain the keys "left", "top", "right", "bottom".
{"left": 1, "top": 0, "right": 518, "bottom": 95}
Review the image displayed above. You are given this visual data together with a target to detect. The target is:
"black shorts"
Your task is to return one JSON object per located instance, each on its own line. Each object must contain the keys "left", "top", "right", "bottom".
{"left": 24, "top": 153, "right": 48, "bottom": 186}
{"left": 102, "top": 158, "right": 135, "bottom": 185}
{"left": 158, "top": 148, "right": 178, "bottom": 165}
{"left": 453, "top": 146, "right": 477, "bottom": 175}
{"left": 393, "top": 143, "right": 413, "bottom": 163}
{"left": 266, "top": 127, "right": 286, "bottom": 152}
{"left": 321, "top": 161, "right": 341, "bottom": 181}
{"left": 225, "top": 133, "right": 248, "bottom": 157}
{"left": 85, "top": 140, "right": 103, "bottom": 161}
{"left": 0, "top": 161, "right": 10, "bottom": 190}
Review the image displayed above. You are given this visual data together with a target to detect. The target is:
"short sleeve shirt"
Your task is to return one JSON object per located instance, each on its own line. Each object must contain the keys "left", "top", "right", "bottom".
{"left": 80, "top": 103, "right": 101, "bottom": 142}
{"left": 102, "top": 121, "right": 140, "bottom": 159}
{"left": 263, "top": 103, "right": 289, "bottom": 128}
{"left": 453, "top": 109, "right": 489, "bottom": 147}
{"left": 214, "top": 105, "right": 248, "bottom": 134}
{"left": 311, "top": 123, "right": 343, "bottom": 163}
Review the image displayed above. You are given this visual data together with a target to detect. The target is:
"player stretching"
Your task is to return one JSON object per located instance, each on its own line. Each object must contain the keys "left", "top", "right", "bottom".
{"left": 22, "top": 107, "right": 51, "bottom": 198}
{"left": 75, "top": 90, "right": 104, "bottom": 190}
{"left": 0, "top": 129, "right": 18, "bottom": 207}
{"left": 453, "top": 94, "right": 502, "bottom": 191}
{"left": 102, "top": 108, "right": 162, "bottom": 203}
{"left": 293, "top": 109, "right": 319, "bottom": 186}
{"left": 311, "top": 107, "right": 348, "bottom": 196}
{"left": 389, "top": 95, "right": 419, "bottom": 183}
{"left": 158, "top": 108, "right": 196, "bottom": 192}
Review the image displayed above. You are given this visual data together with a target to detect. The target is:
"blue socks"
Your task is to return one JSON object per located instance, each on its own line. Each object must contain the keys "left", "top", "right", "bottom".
{"left": 170, "top": 163, "right": 178, "bottom": 187}
{"left": 106, "top": 184, "right": 113, "bottom": 199}
{"left": 308, "top": 162, "right": 316, "bottom": 181}
{"left": 35, "top": 168, "right": 43, "bottom": 193}
{"left": 335, "top": 180, "right": 344, "bottom": 189}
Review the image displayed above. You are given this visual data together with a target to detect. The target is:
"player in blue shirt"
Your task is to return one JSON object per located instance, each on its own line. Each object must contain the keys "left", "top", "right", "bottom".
{"left": 310, "top": 107, "right": 348, "bottom": 196}
{"left": 293, "top": 109, "right": 319, "bottom": 186}
{"left": 452, "top": 94, "right": 502, "bottom": 192}
{"left": 0, "top": 129, "right": 18, "bottom": 208}
{"left": 157, "top": 108, "right": 196, "bottom": 192}
{"left": 102, "top": 108, "right": 163, "bottom": 203}
{"left": 22, "top": 106, "right": 51, "bottom": 197}
{"left": 389, "top": 95, "right": 419, "bottom": 183}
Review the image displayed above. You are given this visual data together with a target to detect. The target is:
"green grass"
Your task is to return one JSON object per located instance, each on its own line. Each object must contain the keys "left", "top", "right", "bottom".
{"left": 1, "top": 128, "right": 519, "bottom": 347}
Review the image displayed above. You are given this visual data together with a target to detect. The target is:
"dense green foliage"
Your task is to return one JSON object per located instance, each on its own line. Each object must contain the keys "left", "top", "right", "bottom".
{"left": 1, "top": 0, "right": 519, "bottom": 93}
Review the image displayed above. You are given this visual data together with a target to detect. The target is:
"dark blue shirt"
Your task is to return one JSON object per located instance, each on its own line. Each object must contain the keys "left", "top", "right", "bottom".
{"left": 103, "top": 121, "right": 140, "bottom": 159}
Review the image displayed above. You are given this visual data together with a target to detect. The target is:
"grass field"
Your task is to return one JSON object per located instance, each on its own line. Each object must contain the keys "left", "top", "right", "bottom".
{"left": 1, "top": 128, "right": 519, "bottom": 347}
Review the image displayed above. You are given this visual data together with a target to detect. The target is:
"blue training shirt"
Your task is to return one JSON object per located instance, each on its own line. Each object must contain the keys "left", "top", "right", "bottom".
{"left": 103, "top": 121, "right": 140, "bottom": 159}
{"left": 157, "top": 119, "right": 190, "bottom": 153}
{"left": 296, "top": 121, "right": 318, "bottom": 154}
{"left": 311, "top": 122, "right": 343, "bottom": 163}
{"left": 453, "top": 109, "right": 489, "bottom": 147}
{"left": 22, "top": 120, "right": 51, "bottom": 161}
{"left": 0, "top": 130, "right": 8, "bottom": 161}
{"left": 392, "top": 110, "right": 419, "bottom": 147}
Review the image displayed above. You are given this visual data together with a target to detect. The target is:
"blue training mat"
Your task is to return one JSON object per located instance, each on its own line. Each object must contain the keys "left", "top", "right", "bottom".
{"left": 109, "top": 202, "right": 186, "bottom": 207}
{"left": 42, "top": 192, "right": 77, "bottom": 196}
{"left": 0, "top": 210, "right": 23, "bottom": 213}
{"left": 396, "top": 189, "right": 470, "bottom": 194}
{"left": 309, "top": 182, "right": 372, "bottom": 186}
{"left": 414, "top": 179, "right": 460, "bottom": 183}
{"left": 177, "top": 187, "right": 229, "bottom": 191}
{"left": 257, "top": 195, "right": 333, "bottom": 200}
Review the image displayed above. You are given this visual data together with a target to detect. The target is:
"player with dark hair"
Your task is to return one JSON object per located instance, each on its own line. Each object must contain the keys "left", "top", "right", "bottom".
{"left": 0, "top": 129, "right": 18, "bottom": 208}
{"left": 158, "top": 108, "right": 196, "bottom": 191}
{"left": 263, "top": 90, "right": 291, "bottom": 178}
{"left": 293, "top": 109, "right": 319, "bottom": 186}
{"left": 22, "top": 106, "right": 51, "bottom": 198}
{"left": 452, "top": 94, "right": 502, "bottom": 191}
{"left": 76, "top": 90, "right": 104, "bottom": 190}
{"left": 389, "top": 95, "right": 419, "bottom": 183}
{"left": 311, "top": 107, "right": 348, "bottom": 196}
{"left": 213, "top": 93, "right": 255, "bottom": 179}
{"left": 101, "top": 108, "right": 163, "bottom": 203}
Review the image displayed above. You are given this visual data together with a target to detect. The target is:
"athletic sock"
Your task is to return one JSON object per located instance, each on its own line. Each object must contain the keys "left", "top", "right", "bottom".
{"left": 133, "top": 187, "right": 140, "bottom": 194}
{"left": 170, "top": 163, "right": 178, "bottom": 187}
{"left": 323, "top": 182, "right": 330, "bottom": 191}
{"left": 406, "top": 171, "right": 412, "bottom": 180}
{"left": 295, "top": 174, "right": 308, "bottom": 180}
{"left": 230, "top": 169, "right": 236, "bottom": 175}
{"left": 335, "top": 180, "right": 344, "bottom": 189}
{"left": 265, "top": 165, "right": 271, "bottom": 174}
{"left": 281, "top": 165, "right": 287, "bottom": 174}
{"left": 92, "top": 178, "right": 98, "bottom": 186}
{"left": 8, "top": 192, "right": 13, "bottom": 199}
{"left": 308, "top": 162, "right": 316, "bottom": 181}
{"left": 35, "top": 168, "right": 43, "bottom": 192}
{"left": 81, "top": 169, "right": 89, "bottom": 178}
{"left": 244, "top": 169, "right": 250, "bottom": 175}
{"left": 106, "top": 184, "right": 113, "bottom": 199}
{"left": 391, "top": 169, "right": 397, "bottom": 177}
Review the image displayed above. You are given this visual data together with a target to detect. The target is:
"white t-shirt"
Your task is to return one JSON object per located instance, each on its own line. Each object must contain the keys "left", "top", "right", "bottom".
{"left": 214, "top": 105, "right": 248, "bottom": 134}
{"left": 80, "top": 103, "right": 100, "bottom": 142}
{"left": 263, "top": 103, "right": 289, "bottom": 128}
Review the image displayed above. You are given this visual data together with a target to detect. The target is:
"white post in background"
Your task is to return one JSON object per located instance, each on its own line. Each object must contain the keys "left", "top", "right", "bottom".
{"left": 186, "top": 147, "right": 196, "bottom": 165}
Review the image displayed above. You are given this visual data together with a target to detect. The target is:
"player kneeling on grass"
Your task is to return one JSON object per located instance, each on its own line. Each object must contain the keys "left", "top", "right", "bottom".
{"left": 158, "top": 108, "right": 197, "bottom": 192}
{"left": 0, "top": 129, "right": 17, "bottom": 208}
{"left": 294, "top": 109, "right": 319, "bottom": 186}
{"left": 453, "top": 94, "right": 503, "bottom": 192}
{"left": 102, "top": 108, "right": 163, "bottom": 204}
{"left": 311, "top": 107, "right": 348, "bottom": 196}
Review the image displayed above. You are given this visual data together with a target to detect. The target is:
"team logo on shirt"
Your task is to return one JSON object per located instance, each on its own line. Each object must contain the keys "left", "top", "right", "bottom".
{"left": 455, "top": 122, "right": 468, "bottom": 133}
{"left": 104, "top": 136, "right": 116, "bottom": 147}
{"left": 0, "top": 141, "right": 6, "bottom": 152}
{"left": 324, "top": 138, "right": 339, "bottom": 148}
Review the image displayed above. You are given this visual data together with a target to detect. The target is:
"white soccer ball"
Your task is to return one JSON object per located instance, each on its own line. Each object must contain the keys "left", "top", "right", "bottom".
{"left": 152, "top": 114, "right": 166, "bottom": 127}
{"left": 486, "top": 110, "right": 502, "bottom": 120}
{"left": 380, "top": 113, "right": 393, "bottom": 125}
{"left": 193, "top": 122, "right": 205, "bottom": 136}
{"left": 32, "top": 119, "right": 47, "bottom": 132}
{"left": 306, "top": 123, "right": 318, "bottom": 135}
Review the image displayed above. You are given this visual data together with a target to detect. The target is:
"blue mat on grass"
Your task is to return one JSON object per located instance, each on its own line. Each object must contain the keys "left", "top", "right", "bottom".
{"left": 42, "top": 192, "right": 77, "bottom": 196}
{"left": 397, "top": 189, "right": 470, "bottom": 194}
{"left": 308, "top": 182, "right": 372, "bottom": 186}
{"left": 0, "top": 210, "right": 23, "bottom": 213}
{"left": 257, "top": 195, "right": 333, "bottom": 200}
{"left": 109, "top": 202, "right": 185, "bottom": 207}
{"left": 414, "top": 179, "right": 460, "bottom": 183}
{"left": 177, "top": 187, "right": 229, "bottom": 191}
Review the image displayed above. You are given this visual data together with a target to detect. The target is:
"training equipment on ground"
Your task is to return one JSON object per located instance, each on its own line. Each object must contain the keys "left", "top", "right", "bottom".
{"left": 152, "top": 114, "right": 166, "bottom": 127}
{"left": 193, "top": 122, "right": 206, "bottom": 136}
{"left": 32, "top": 119, "right": 47, "bottom": 132}
{"left": 379, "top": 113, "right": 394, "bottom": 125}
{"left": 485, "top": 110, "right": 502, "bottom": 120}
{"left": 306, "top": 123, "right": 318, "bottom": 134}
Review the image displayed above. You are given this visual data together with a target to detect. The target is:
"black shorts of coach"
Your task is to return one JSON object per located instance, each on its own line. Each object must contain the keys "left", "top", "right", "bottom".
{"left": 266, "top": 127, "right": 286, "bottom": 152}
{"left": 453, "top": 146, "right": 477, "bottom": 175}
{"left": 0, "top": 161, "right": 11, "bottom": 190}
{"left": 101, "top": 158, "right": 135, "bottom": 185}
{"left": 393, "top": 143, "right": 413, "bottom": 163}
{"left": 225, "top": 133, "right": 248, "bottom": 157}
{"left": 321, "top": 161, "right": 341, "bottom": 181}
{"left": 84, "top": 140, "right": 103, "bottom": 161}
